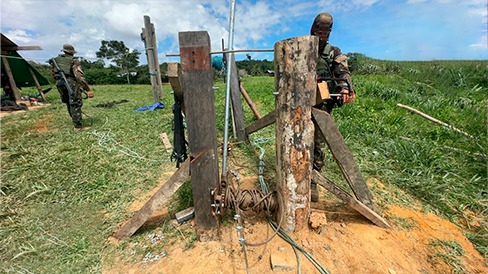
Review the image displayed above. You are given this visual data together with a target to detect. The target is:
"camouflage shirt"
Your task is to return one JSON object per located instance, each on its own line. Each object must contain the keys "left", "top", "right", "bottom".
{"left": 51, "top": 54, "right": 90, "bottom": 91}
{"left": 317, "top": 43, "right": 353, "bottom": 92}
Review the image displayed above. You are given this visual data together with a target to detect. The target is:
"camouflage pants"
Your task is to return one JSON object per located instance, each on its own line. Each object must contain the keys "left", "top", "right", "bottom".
{"left": 57, "top": 77, "right": 83, "bottom": 128}
{"left": 313, "top": 128, "right": 327, "bottom": 171}
{"left": 313, "top": 101, "right": 338, "bottom": 171}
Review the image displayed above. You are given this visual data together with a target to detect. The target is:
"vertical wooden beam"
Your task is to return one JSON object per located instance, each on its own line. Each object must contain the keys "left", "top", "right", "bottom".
{"left": 167, "top": 62, "right": 185, "bottom": 114}
{"left": 142, "top": 15, "right": 161, "bottom": 103}
{"left": 2, "top": 56, "right": 21, "bottom": 101}
{"left": 228, "top": 53, "right": 247, "bottom": 141}
{"left": 150, "top": 22, "right": 163, "bottom": 100}
{"left": 179, "top": 31, "right": 220, "bottom": 240}
{"left": 274, "top": 36, "right": 318, "bottom": 232}
{"left": 28, "top": 67, "right": 46, "bottom": 102}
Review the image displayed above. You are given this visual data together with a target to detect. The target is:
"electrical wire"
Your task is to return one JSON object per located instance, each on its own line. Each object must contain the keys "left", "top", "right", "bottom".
{"left": 224, "top": 134, "right": 331, "bottom": 274}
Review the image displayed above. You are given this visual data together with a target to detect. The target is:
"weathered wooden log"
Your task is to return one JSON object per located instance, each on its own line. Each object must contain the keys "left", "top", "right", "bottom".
{"left": 167, "top": 62, "right": 185, "bottom": 114}
{"left": 274, "top": 36, "right": 318, "bottom": 232}
{"left": 2, "top": 56, "right": 21, "bottom": 102}
{"left": 142, "top": 15, "right": 163, "bottom": 102}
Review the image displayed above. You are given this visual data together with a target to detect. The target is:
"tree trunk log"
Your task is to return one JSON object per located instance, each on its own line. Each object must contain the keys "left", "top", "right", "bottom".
{"left": 274, "top": 36, "right": 318, "bottom": 232}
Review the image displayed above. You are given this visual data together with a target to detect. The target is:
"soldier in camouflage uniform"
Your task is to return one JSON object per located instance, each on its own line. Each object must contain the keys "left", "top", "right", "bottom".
{"left": 311, "top": 13, "right": 355, "bottom": 202}
{"left": 50, "top": 44, "right": 92, "bottom": 129}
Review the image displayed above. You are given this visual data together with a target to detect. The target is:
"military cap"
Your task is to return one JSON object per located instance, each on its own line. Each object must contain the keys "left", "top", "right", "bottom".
{"left": 61, "top": 44, "right": 77, "bottom": 54}
{"left": 312, "top": 13, "right": 333, "bottom": 29}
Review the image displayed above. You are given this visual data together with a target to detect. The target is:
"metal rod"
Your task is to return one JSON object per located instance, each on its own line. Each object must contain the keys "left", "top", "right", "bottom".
{"left": 165, "top": 48, "right": 274, "bottom": 57}
{"left": 222, "top": 0, "right": 236, "bottom": 179}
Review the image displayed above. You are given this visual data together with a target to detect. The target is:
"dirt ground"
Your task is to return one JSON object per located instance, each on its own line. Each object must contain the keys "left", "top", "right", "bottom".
{"left": 103, "top": 177, "right": 487, "bottom": 274}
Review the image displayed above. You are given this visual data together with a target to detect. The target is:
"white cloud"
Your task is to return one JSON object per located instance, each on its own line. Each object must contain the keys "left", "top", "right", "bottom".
{"left": 0, "top": 0, "right": 486, "bottom": 62}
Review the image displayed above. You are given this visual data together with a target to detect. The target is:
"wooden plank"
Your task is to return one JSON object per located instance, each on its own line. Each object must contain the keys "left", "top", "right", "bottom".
{"left": 311, "top": 107, "right": 375, "bottom": 208}
{"left": 179, "top": 31, "right": 220, "bottom": 234}
{"left": 228, "top": 54, "right": 247, "bottom": 141}
{"left": 28, "top": 67, "right": 46, "bottom": 102}
{"left": 274, "top": 36, "right": 317, "bottom": 232}
{"left": 2, "top": 56, "right": 21, "bottom": 101}
{"left": 2, "top": 46, "right": 42, "bottom": 51}
{"left": 245, "top": 110, "right": 276, "bottom": 135}
{"left": 160, "top": 132, "right": 172, "bottom": 152}
{"left": 240, "top": 83, "right": 262, "bottom": 119}
{"left": 167, "top": 62, "right": 185, "bottom": 114}
{"left": 312, "top": 170, "right": 390, "bottom": 228}
{"left": 113, "top": 159, "right": 191, "bottom": 240}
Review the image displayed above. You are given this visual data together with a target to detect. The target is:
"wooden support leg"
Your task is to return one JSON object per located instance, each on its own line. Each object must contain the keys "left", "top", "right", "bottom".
{"left": 312, "top": 107, "right": 375, "bottom": 209}
{"left": 312, "top": 170, "right": 390, "bottom": 228}
{"left": 114, "top": 159, "right": 191, "bottom": 240}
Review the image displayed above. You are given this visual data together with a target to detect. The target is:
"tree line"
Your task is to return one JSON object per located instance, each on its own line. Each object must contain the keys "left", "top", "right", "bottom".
{"left": 32, "top": 39, "right": 373, "bottom": 86}
{"left": 30, "top": 39, "right": 278, "bottom": 85}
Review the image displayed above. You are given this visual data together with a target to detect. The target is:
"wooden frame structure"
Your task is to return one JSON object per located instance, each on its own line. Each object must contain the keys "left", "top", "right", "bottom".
{"left": 114, "top": 33, "right": 388, "bottom": 241}
{"left": 1, "top": 33, "right": 47, "bottom": 102}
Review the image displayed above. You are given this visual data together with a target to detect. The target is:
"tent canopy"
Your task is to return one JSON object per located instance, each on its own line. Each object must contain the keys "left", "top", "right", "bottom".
{"left": 1, "top": 51, "right": 50, "bottom": 87}
{"left": 1, "top": 33, "right": 50, "bottom": 88}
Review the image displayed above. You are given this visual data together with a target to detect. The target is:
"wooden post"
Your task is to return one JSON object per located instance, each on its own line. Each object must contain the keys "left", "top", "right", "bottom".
{"left": 274, "top": 36, "right": 318, "bottom": 232}
{"left": 150, "top": 22, "right": 163, "bottom": 100}
{"left": 228, "top": 53, "right": 247, "bottom": 141}
{"left": 142, "top": 15, "right": 162, "bottom": 103}
{"left": 28, "top": 67, "right": 47, "bottom": 102}
{"left": 179, "top": 31, "right": 220, "bottom": 240}
{"left": 2, "top": 56, "right": 21, "bottom": 101}
{"left": 167, "top": 62, "right": 185, "bottom": 113}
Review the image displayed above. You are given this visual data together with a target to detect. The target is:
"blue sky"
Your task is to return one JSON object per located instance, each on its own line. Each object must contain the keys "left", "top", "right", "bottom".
{"left": 1, "top": 0, "right": 487, "bottom": 64}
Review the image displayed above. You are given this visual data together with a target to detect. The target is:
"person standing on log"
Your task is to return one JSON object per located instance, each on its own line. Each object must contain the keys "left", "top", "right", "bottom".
{"left": 310, "top": 12, "right": 355, "bottom": 202}
{"left": 50, "top": 44, "right": 93, "bottom": 130}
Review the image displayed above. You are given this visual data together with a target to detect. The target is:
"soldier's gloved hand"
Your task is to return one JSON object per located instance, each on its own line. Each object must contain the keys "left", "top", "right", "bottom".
{"left": 341, "top": 89, "right": 355, "bottom": 104}
{"left": 86, "top": 90, "right": 94, "bottom": 98}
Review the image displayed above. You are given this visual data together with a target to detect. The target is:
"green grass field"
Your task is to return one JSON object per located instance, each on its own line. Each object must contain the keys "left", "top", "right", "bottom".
{"left": 1, "top": 59, "right": 486, "bottom": 272}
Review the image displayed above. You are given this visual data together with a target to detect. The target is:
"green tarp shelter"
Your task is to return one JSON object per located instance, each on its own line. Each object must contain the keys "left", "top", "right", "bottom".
{"left": 1, "top": 51, "right": 50, "bottom": 87}
{"left": 1, "top": 33, "right": 50, "bottom": 102}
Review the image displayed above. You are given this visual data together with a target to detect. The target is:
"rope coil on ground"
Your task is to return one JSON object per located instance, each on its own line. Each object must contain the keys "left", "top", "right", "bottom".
{"left": 224, "top": 187, "right": 278, "bottom": 214}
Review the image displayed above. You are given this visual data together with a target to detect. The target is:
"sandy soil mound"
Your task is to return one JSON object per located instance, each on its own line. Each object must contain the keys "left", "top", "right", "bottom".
{"left": 104, "top": 188, "right": 487, "bottom": 274}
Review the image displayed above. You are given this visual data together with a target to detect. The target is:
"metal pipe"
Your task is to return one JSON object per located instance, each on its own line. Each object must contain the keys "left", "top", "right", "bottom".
{"left": 222, "top": 0, "right": 236, "bottom": 178}
{"left": 165, "top": 48, "right": 274, "bottom": 57}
